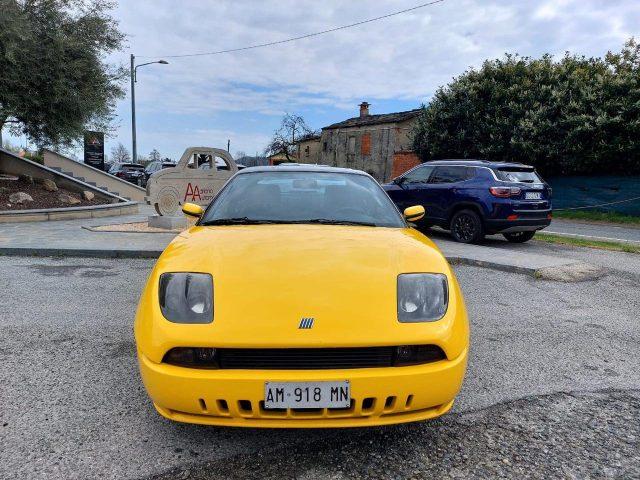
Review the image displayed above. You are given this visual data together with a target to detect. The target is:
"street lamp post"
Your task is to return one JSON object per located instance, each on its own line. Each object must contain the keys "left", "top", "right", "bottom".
{"left": 130, "top": 54, "right": 168, "bottom": 164}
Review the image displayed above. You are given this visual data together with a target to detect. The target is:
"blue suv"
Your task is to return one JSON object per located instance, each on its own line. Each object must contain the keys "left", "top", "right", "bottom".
{"left": 383, "top": 160, "right": 552, "bottom": 243}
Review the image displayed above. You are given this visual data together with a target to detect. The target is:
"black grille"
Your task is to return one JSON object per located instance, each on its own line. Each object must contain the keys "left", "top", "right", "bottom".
{"left": 219, "top": 347, "right": 392, "bottom": 369}
{"left": 215, "top": 346, "right": 443, "bottom": 370}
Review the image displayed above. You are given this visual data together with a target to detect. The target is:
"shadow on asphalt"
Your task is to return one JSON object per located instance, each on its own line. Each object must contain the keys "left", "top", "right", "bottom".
{"left": 423, "top": 227, "right": 541, "bottom": 252}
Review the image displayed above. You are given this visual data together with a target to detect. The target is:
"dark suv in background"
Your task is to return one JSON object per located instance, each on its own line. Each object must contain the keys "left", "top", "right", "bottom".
{"left": 383, "top": 160, "right": 552, "bottom": 243}
{"left": 108, "top": 163, "right": 146, "bottom": 185}
{"left": 142, "top": 160, "right": 176, "bottom": 187}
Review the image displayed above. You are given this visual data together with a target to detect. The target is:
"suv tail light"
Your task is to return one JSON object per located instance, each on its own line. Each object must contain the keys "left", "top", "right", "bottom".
{"left": 490, "top": 186, "right": 521, "bottom": 198}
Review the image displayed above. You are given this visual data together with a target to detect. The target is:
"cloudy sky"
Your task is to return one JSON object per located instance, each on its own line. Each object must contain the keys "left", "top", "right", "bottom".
{"left": 7, "top": 0, "right": 640, "bottom": 160}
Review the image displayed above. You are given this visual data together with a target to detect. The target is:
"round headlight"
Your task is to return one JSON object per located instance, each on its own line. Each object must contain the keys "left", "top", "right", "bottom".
{"left": 159, "top": 273, "right": 213, "bottom": 323}
{"left": 397, "top": 273, "right": 448, "bottom": 322}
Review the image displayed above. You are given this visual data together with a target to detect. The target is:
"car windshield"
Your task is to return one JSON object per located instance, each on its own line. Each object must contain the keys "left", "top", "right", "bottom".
{"left": 201, "top": 171, "right": 405, "bottom": 228}
{"left": 495, "top": 168, "right": 542, "bottom": 183}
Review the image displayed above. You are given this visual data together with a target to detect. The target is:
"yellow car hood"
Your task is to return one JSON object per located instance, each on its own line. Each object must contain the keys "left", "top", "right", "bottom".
{"left": 139, "top": 224, "right": 466, "bottom": 355}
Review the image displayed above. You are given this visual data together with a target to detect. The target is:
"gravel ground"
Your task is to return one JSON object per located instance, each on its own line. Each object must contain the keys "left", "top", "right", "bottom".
{"left": 0, "top": 248, "right": 638, "bottom": 479}
{"left": 147, "top": 390, "right": 640, "bottom": 480}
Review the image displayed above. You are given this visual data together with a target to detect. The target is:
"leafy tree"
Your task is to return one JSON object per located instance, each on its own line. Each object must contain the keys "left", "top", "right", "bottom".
{"left": 264, "top": 113, "right": 317, "bottom": 161}
{"left": 413, "top": 39, "right": 640, "bottom": 176}
{"left": 149, "top": 149, "right": 161, "bottom": 162}
{"left": 110, "top": 143, "right": 130, "bottom": 163}
{"left": 0, "top": 0, "right": 126, "bottom": 147}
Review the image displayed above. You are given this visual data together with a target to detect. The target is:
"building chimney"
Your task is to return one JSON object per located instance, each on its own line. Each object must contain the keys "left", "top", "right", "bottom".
{"left": 359, "top": 102, "right": 370, "bottom": 118}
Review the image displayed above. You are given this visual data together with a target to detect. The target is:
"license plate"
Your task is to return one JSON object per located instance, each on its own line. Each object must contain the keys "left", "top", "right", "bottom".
{"left": 525, "top": 192, "right": 542, "bottom": 200}
{"left": 264, "top": 381, "right": 350, "bottom": 409}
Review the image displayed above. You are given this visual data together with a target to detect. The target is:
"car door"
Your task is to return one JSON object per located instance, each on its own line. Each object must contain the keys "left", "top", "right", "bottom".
{"left": 391, "top": 165, "right": 435, "bottom": 212}
{"left": 425, "top": 166, "right": 475, "bottom": 221}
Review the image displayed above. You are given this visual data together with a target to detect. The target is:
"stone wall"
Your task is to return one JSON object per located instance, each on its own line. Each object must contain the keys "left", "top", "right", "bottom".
{"left": 318, "top": 118, "right": 417, "bottom": 182}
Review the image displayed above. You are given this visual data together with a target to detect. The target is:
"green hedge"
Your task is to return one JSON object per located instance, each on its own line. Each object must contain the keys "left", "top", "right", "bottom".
{"left": 413, "top": 39, "right": 640, "bottom": 177}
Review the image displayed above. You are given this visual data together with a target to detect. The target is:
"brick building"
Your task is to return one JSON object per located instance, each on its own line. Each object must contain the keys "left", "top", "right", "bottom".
{"left": 302, "top": 102, "right": 422, "bottom": 182}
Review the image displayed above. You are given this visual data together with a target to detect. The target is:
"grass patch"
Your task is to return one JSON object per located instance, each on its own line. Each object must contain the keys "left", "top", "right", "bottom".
{"left": 554, "top": 210, "right": 640, "bottom": 225}
{"left": 535, "top": 232, "right": 640, "bottom": 254}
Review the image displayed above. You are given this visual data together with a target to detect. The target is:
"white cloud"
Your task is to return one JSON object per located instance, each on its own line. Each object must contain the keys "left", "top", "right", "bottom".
{"left": 8, "top": 0, "right": 638, "bottom": 157}
{"left": 116, "top": 0, "right": 639, "bottom": 115}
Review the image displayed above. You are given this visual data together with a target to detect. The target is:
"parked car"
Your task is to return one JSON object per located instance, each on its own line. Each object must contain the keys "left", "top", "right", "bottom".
{"left": 108, "top": 163, "right": 146, "bottom": 185}
{"left": 142, "top": 160, "right": 176, "bottom": 187}
{"left": 383, "top": 160, "right": 552, "bottom": 243}
{"left": 134, "top": 165, "right": 469, "bottom": 427}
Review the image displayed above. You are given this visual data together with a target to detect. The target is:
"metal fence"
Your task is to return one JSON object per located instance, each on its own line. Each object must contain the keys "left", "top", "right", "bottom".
{"left": 548, "top": 176, "right": 640, "bottom": 216}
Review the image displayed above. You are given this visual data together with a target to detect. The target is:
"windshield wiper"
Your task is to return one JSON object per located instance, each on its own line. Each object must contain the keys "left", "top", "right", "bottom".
{"left": 291, "top": 219, "right": 377, "bottom": 227}
{"left": 200, "top": 217, "right": 279, "bottom": 225}
{"left": 201, "top": 217, "right": 377, "bottom": 227}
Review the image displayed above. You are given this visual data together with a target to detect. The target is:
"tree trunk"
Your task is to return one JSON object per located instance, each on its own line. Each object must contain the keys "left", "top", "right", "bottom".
{"left": 0, "top": 120, "right": 4, "bottom": 147}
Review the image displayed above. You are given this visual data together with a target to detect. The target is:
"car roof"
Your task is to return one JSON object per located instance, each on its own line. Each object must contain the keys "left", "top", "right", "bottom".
{"left": 119, "top": 163, "right": 143, "bottom": 167}
{"left": 237, "top": 164, "right": 368, "bottom": 176}
{"left": 424, "top": 159, "right": 534, "bottom": 169}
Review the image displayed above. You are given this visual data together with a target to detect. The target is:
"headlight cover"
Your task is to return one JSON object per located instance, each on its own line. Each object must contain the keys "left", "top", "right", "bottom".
{"left": 397, "top": 273, "right": 448, "bottom": 322}
{"left": 159, "top": 273, "right": 213, "bottom": 323}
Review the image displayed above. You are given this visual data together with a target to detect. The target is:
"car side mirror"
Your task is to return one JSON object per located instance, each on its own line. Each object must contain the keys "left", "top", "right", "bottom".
{"left": 393, "top": 177, "right": 405, "bottom": 186}
{"left": 182, "top": 202, "right": 204, "bottom": 219}
{"left": 403, "top": 205, "right": 425, "bottom": 223}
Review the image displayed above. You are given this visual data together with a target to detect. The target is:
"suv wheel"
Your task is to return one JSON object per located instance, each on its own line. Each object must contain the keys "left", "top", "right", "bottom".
{"left": 503, "top": 231, "right": 536, "bottom": 243}
{"left": 450, "top": 209, "right": 484, "bottom": 243}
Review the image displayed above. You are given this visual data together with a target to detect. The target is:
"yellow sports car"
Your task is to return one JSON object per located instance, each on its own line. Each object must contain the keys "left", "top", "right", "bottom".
{"left": 135, "top": 165, "right": 469, "bottom": 428}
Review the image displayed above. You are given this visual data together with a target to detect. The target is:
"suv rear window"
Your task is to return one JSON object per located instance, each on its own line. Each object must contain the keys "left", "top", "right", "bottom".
{"left": 495, "top": 168, "right": 542, "bottom": 183}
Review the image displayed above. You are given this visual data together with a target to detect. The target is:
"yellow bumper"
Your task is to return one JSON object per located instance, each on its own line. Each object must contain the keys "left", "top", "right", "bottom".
{"left": 137, "top": 348, "right": 467, "bottom": 428}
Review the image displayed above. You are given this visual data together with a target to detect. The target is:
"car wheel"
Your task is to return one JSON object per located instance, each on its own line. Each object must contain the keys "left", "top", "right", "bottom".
{"left": 450, "top": 209, "right": 484, "bottom": 243}
{"left": 503, "top": 231, "right": 536, "bottom": 243}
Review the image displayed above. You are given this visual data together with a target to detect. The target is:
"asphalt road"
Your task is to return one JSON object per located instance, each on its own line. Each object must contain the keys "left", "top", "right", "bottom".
{"left": 1, "top": 249, "right": 639, "bottom": 479}
{"left": 544, "top": 218, "right": 640, "bottom": 244}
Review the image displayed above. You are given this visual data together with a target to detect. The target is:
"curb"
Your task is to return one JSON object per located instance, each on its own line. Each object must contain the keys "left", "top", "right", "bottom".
{"left": 0, "top": 247, "right": 587, "bottom": 278}
{"left": 541, "top": 230, "right": 640, "bottom": 245}
{"left": 446, "top": 256, "right": 537, "bottom": 276}
{"left": 0, "top": 247, "right": 161, "bottom": 259}
{"left": 0, "top": 246, "right": 606, "bottom": 281}
{"left": 0, "top": 202, "right": 139, "bottom": 223}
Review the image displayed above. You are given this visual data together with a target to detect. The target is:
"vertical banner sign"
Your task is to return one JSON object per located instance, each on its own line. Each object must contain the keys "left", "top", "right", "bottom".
{"left": 84, "top": 131, "right": 105, "bottom": 170}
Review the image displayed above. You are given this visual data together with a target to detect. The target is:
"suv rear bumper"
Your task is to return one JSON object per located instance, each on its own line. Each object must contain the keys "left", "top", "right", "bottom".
{"left": 485, "top": 213, "right": 551, "bottom": 234}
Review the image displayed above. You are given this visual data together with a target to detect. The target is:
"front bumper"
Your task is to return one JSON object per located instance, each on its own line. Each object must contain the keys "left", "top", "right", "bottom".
{"left": 138, "top": 347, "right": 468, "bottom": 428}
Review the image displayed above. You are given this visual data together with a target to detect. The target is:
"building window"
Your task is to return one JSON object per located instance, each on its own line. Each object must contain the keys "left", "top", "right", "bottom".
{"left": 323, "top": 141, "right": 328, "bottom": 152}
{"left": 361, "top": 133, "right": 371, "bottom": 156}
{"left": 304, "top": 146, "right": 310, "bottom": 157}
{"left": 348, "top": 136, "right": 356, "bottom": 155}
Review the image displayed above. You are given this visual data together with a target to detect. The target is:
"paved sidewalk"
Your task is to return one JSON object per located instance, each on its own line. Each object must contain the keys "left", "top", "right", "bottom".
{"left": 0, "top": 206, "right": 171, "bottom": 258}
{"left": 545, "top": 218, "right": 640, "bottom": 244}
{"left": 0, "top": 209, "right": 605, "bottom": 279}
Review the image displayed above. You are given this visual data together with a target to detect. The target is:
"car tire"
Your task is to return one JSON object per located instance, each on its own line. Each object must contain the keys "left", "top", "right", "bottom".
{"left": 503, "top": 231, "right": 536, "bottom": 243}
{"left": 450, "top": 209, "right": 484, "bottom": 244}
